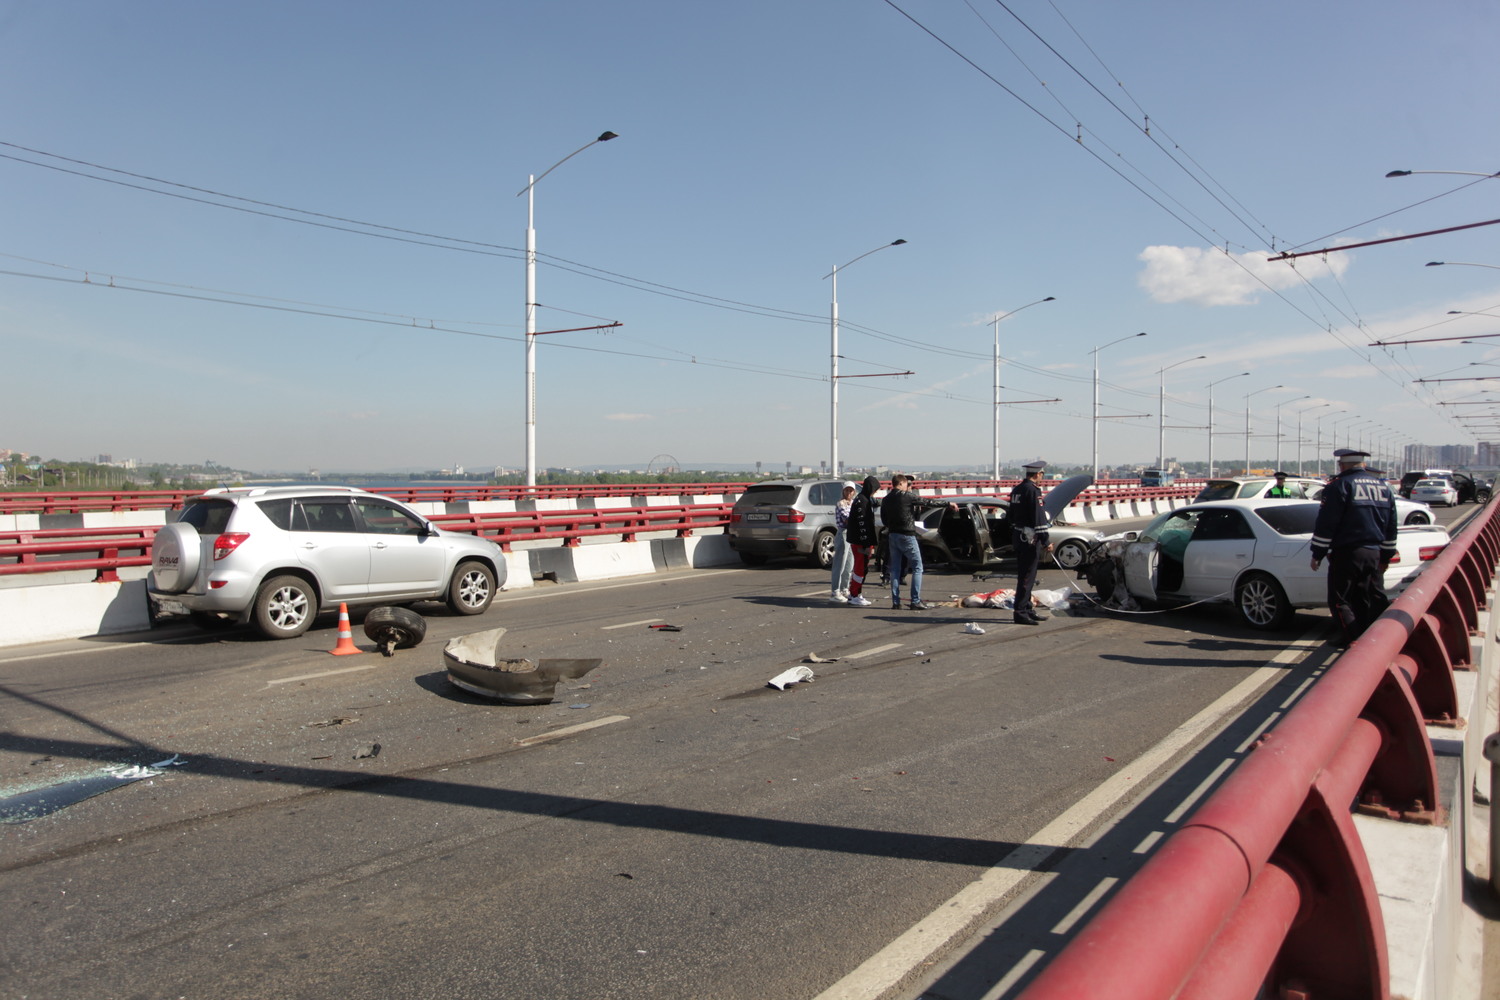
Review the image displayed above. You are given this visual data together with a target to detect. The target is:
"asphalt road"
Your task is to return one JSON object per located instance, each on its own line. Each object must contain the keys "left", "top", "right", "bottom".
{"left": 0, "top": 505, "right": 1473, "bottom": 1000}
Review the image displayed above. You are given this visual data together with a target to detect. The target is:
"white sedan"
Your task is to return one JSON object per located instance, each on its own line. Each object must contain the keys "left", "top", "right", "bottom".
{"left": 1085, "top": 498, "right": 1448, "bottom": 630}
{"left": 1409, "top": 478, "right": 1459, "bottom": 507}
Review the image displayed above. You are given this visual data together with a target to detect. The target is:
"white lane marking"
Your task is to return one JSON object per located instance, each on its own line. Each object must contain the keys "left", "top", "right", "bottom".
{"left": 511, "top": 715, "right": 629, "bottom": 747}
{"left": 798, "top": 589, "right": 830, "bottom": 598}
{"left": 1051, "top": 877, "right": 1118, "bottom": 935}
{"left": 988, "top": 949, "right": 1048, "bottom": 998}
{"left": 840, "top": 643, "right": 904, "bottom": 660}
{"left": 1163, "top": 757, "right": 1236, "bottom": 824}
{"left": 813, "top": 627, "right": 1323, "bottom": 1000}
{"left": 1133, "top": 829, "right": 1165, "bottom": 855}
{"left": 601, "top": 619, "right": 662, "bottom": 630}
{"left": 265, "top": 665, "right": 380, "bottom": 686}
{"left": 498, "top": 569, "right": 741, "bottom": 603}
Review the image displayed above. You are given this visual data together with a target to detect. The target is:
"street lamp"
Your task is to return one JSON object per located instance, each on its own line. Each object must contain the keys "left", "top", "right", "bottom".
{"left": 826, "top": 239, "right": 907, "bottom": 476}
{"left": 1244, "top": 385, "right": 1285, "bottom": 475}
{"left": 1157, "top": 355, "right": 1206, "bottom": 469}
{"left": 1426, "top": 260, "right": 1500, "bottom": 271}
{"left": 988, "top": 297, "right": 1056, "bottom": 482}
{"left": 1206, "top": 372, "right": 1250, "bottom": 477}
{"left": 1272, "top": 395, "right": 1310, "bottom": 470}
{"left": 1315, "top": 408, "right": 1347, "bottom": 476}
{"left": 519, "top": 130, "right": 619, "bottom": 488}
{"left": 1293, "top": 401, "right": 1330, "bottom": 476}
{"left": 1092, "top": 332, "right": 1148, "bottom": 483}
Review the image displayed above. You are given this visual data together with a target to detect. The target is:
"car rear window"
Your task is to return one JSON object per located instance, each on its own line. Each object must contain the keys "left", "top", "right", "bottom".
{"left": 737, "top": 485, "right": 801, "bottom": 507}
{"left": 1251, "top": 504, "right": 1319, "bottom": 536}
{"left": 177, "top": 498, "right": 234, "bottom": 533}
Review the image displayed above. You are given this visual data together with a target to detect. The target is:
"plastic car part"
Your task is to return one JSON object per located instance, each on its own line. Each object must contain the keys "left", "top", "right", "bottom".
{"left": 442, "top": 626, "right": 602, "bottom": 704}
{"left": 447, "top": 561, "right": 495, "bottom": 615}
{"left": 1236, "top": 572, "right": 1293, "bottom": 630}
{"left": 363, "top": 605, "right": 427, "bottom": 656}
{"left": 150, "top": 522, "right": 201, "bottom": 593}
{"left": 253, "top": 574, "right": 316, "bottom": 639}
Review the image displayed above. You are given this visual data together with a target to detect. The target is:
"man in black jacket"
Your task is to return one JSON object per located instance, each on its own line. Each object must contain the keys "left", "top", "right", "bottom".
{"left": 1310, "top": 448, "right": 1397, "bottom": 645}
{"left": 1009, "top": 460, "right": 1052, "bottom": 624}
{"left": 880, "top": 475, "right": 956, "bottom": 611}
{"left": 844, "top": 476, "right": 881, "bottom": 607}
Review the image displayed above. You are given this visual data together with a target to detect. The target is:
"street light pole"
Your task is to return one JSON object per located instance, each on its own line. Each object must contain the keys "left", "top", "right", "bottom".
{"left": 519, "top": 130, "right": 618, "bottom": 488}
{"left": 1294, "top": 402, "right": 1329, "bottom": 476}
{"left": 826, "top": 239, "right": 907, "bottom": 477}
{"left": 1244, "top": 385, "right": 1285, "bottom": 475}
{"left": 1206, "top": 372, "right": 1249, "bottom": 477}
{"left": 1157, "top": 355, "right": 1206, "bottom": 469}
{"left": 1272, "top": 395, "right": 1310, "bottom": 470}
{"left": 990, "top": 296, "right": 1056, "bottom": 482}
{"left": 1316, "top": 409, "right": 1347, "bottom": 476}
{"left": 1092, "top": 332, "right": 1147, "bottom": 483}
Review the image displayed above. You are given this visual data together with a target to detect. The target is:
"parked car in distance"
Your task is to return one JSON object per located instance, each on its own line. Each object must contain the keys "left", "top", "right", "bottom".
{"left": 1398, "top": 469, "right": 1491, "bottom": 504}
{"left": 1408, "top": 478, "right": 1459, "bottom": 506}
{"left": 1078, "top": 498, "right": 1449, "bottom": 630}
{"left": 1193, "top": 476, "right": 1323, "bottom": 501}
{"left": 148, "top": 486, "right": 508, "bottom": 639}
{"left": 727, "top": 478, "right": 850, "bottom": 568}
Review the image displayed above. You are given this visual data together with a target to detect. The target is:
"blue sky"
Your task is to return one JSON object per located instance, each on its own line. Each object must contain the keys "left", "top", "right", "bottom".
{"left": 3, "top": 0, "right": 1499, "bottom": 475}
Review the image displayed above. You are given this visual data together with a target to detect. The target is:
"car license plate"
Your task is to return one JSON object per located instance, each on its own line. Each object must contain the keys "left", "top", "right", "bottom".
{"left": 745, "top": 512, "right": 771, "bottom": 522}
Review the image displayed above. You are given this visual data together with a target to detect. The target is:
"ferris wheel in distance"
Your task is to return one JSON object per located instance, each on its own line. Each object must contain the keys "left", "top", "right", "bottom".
{"left": 646, "top": 454, "right": 680, "bottom": 475}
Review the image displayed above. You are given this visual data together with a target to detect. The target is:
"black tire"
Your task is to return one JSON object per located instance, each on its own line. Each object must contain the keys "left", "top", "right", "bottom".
{"left": 1478, "top": 489, "right": 1492, "bottom": 505}
{"left": 739, "top": 551, "right": 768, "bottom": 567}
{"left": 447, "top": 561, "right": 495, "bottom": 615}
{"left": 253, "top": 575, "right": 317, "bottom": 639}
{"left": 1053, "top": 538, "right": 1088, "bottom": 570}
{"left": 1403, "top": 509, "right": 1432, "bottom": 525}
{"left": 364, "top": 605, "right": 427, "bottom": 653}
{"left": 1236, "top": 572, "right": 1293, "bottom": 630}
{"left": 809, "top": 530, "right": 836, "bottom": 569}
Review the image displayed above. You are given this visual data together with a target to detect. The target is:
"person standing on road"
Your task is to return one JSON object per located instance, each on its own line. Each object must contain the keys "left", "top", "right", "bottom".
{"left": 1009, "top": 460, "right": 1052, "bottom": 625}
{"left": 1267, "top": 471, "right": 1296, "bottom": 498}
{"left": 829, "top": 483, "right": 856, "bottom": 603}
{"left": 1309, "top": 448, "right": 1397, "bottom": 646}
{"left": 844, "top": 476, "right": 882, "bottom": 607}
{"left": 880, "top": 475, "right": 956, "bottom": 611}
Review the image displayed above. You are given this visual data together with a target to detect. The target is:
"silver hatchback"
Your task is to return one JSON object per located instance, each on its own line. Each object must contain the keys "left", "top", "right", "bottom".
{"left": 148, "top": 486, "right": 508, "bottom": 639}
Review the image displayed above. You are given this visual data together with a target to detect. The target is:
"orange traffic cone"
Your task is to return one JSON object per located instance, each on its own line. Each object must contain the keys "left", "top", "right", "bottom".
{"left": 330, "top": 603, "right": 362, "bottom": 655}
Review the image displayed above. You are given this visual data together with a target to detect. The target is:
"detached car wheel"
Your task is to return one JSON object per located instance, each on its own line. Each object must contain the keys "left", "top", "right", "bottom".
{"left": 364, "top": 605, "right": 427, "bottom": 655}
{"left": 1236, "top": 572, "right": 1293, "bottom": 630}
{"left": 253, "top": 575, "right": 316, "bottom": 639}
{"left": 1053, "top": 539, "right": 1087, "bottom": 570}
{"left": 448, "top": 560, "right": 495, "bottom": 615}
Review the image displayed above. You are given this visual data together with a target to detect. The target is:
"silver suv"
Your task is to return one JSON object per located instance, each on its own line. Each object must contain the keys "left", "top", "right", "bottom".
{"left": 148, "top": 486, "right": 507, "bottom": 639}
{"left": 727, "top": 478, "right": 848, "bottom": 568}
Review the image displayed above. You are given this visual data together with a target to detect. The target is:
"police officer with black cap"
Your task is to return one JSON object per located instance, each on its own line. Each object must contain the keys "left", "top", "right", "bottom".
{"left": 1009, "top": 460, "right": 1051, "bottom": 624}
{"left": 1310, "top": 448, "right": 1397, "bottom": 645}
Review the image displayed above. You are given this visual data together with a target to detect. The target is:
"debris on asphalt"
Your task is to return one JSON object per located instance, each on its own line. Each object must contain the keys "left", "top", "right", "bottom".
{"left": 363, "top": 605, "right": 428, "bottom": 656}
{"left": 767, "top": 666, "right": 815, "bottom": 690}
{"left": 352, "top": 743, "right": 381, "bottom": 760}
{"left": 569, "top": 703, "right": 591, "bottom": 709}
{"left": 649, "top": 624, "right": 683, "bottom": 631}
{"left": 307, "top": 717, "right": 357, "bottom": 728}
{"left": 963, "top": 623, "right": 986, "bottom": 635}
{"left": 443, "top": 626, "right": 604, "bottom": 705}
{"left": 802, "top": 653, "right": 839, "bottom": 663}
{"left": 0, "top": 756, "right": 182, "bottom": 824}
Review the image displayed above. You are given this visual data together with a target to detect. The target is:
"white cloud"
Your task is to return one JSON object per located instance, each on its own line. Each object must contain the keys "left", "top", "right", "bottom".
{"left": 1138, "top": 246, "right": 1350, "bottom": 306}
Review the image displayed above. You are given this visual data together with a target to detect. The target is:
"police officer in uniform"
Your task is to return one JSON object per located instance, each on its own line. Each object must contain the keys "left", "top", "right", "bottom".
{"left": 1310, "top": 448, "right": 1397, "bottom": 645}
{"left": 1267, "top": 472, "right": 1296, "bottom": 498}
{"left": 1009, "top": 460, "right": 1051, "bottom": 625}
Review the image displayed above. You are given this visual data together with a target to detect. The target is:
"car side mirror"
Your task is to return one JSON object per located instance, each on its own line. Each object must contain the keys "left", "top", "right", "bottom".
{"left": 1124, "top": 531, "right": 1139, "bottom": 541}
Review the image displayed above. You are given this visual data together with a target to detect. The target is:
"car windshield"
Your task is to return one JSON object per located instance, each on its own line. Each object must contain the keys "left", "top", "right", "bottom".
{"left": 1251, "top": 504, "right": 1319, "bottom": 536}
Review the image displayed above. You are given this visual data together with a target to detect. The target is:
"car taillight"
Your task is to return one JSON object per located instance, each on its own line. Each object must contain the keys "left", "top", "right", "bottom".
{"left": 213, "top": 532, "right": 250, "bottom": 560}
{"left": 730, "top": 513, "right": 742, "bottom": 523}
{"left": 1419, "top": 546, "right": 1444, "bottom": 561}
{"left": 777, "top": 512, "right": 805, "bottom": 523}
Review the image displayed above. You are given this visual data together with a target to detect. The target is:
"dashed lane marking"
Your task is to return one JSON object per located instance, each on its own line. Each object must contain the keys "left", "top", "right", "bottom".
{"left": 265, "top": 664, "right": 380, "bottom": 687}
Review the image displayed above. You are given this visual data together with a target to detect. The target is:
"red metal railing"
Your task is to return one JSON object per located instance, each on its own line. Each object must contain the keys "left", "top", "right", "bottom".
{"left": 0, "top": 479, "right": 1200, "bottom": 515}
{"left": 1015, "top": 501, "right": 1499, "bottom": 1000}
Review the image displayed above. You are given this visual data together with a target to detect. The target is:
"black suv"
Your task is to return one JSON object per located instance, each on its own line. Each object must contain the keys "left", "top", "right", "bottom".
{"left": 1397, "top": 471, "right": 1491, "bottom": 504}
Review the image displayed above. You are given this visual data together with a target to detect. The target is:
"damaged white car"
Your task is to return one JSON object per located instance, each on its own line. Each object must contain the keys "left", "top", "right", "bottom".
{"left": 1078, "top": 498, "right": 1449, "bottom": 630}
